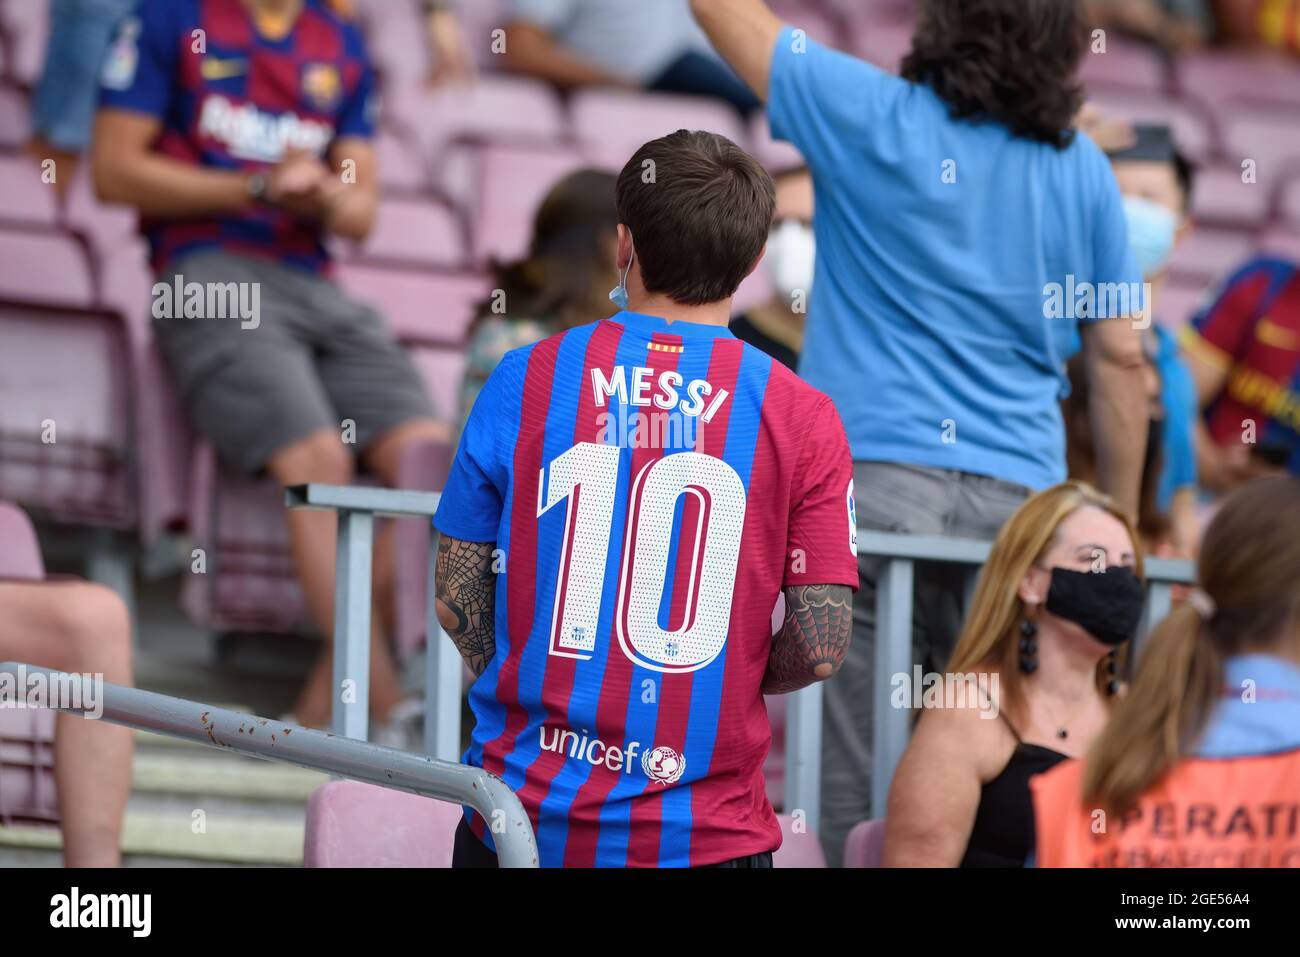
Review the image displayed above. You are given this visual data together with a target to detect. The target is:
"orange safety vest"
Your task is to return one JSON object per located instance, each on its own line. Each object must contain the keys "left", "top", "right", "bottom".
{"left": 1031, "top": 750, "right": 1300, "bottom": 867}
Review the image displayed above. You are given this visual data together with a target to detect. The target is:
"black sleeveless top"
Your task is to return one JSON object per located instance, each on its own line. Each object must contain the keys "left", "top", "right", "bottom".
{"left": 960, "top": 716, "right": 1068, "bottom": 868}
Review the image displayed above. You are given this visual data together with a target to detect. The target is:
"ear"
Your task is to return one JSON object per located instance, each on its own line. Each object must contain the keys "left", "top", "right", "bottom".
{"left": 1017, "top": 564, "right": 1050, "bottom": 607}
{"left": 615, "top": 224, "right": 634, "bottom": 271}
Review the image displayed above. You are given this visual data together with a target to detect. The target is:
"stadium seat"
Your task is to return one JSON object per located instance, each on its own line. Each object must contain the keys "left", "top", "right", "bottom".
{"left": 375, "top": 127, "right": 431, "bottom": 194}
{"left": 0, "top": 500, "right": 43, "bottom": 581}
{"left": 749, "top": 114, "right": 804, "bottom": 173}
{"left": 1088, "top": 91, "right": 1215, "bottom": 165}
{"left": 0, "top": 84, "right": 28, "bottom": 148}
{"left": 774, "top": 813, "right": 827, "bottom": 867}
{"left": 303, "top": 779, "right": 462, "bottom": 867}
{"left": 1156, "top": 274, "right": 1213, "bottom": 331}
{"left": 846, "top": 18, "right": 915, "bottom": 74}
{"left": 1179, "top": 52, "right": 1300, "bottom": 113}
{"left": 62, "top": 165, "right": 138, "bottom": 263}
{"left": 569, "top": 89, "right": 751, "bottom": 173}
{"left": 354, "top": 0, "right": 427, "bottom": 84}
{"left": 387, "top": 75, "right": 566, "bottom": 171}
{"left": 0, "top": 0, "right": 49, "bottom": 87}
{"left": 350, "top": 196, "right": 466, "bottom": 269}
{"left": 1257, "top": 227, "right": 1300, "bottom": 265}
{"left": 0, "top": 500, "right": 59, "bottom": 828}
{"left": 443, "top": 142, "right": 598, "bottom": 264}
{"left": 0, "top": 227, "right": 95, "bottom": 307}
{"left": 0, "top": 152, "right": 60, "bottom": 227}
{"left": 337, "top": 263, "right": 488, "bottom": 347}
{"left": 1190, "top": 162, "right": 1274, "bottom": 230}
{"left": 1166, "top": 226, "right": 1256, "bottom": 285}
{"left": 1221, "top": 106, "right": 1300, "bottom": 186}
{"left": 1282, "top": 175, "right": 1300, "bottom": 231}
{"left": 1079, "top": 38, "right": 1168, "bottom": 94}
{"left": 408, "top": 345, "right": 469, "bottom": 431}
{"left": 843, "top": 819, "right": 888, "bottom": 868}
{"left": 392, "top": 439, "right": 454, "bottom": 661}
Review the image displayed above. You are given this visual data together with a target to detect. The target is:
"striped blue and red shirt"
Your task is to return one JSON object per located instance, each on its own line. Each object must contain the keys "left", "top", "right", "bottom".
{"left": 1182, "top": 257, "right": 1300, "bottom": 475}
{"left": 435, "top": 311, "right": 859, "bottom": 867}
{"left": 98, "top": 0, "right": 375, "bottom": 273}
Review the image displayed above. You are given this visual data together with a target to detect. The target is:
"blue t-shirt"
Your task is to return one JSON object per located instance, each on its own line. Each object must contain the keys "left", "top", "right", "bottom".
{"left": 1152, "top": 324, "right": 1198, "bottom": 509}
{"left": 767, "top": 28, "right": 1142, "bottom": 490}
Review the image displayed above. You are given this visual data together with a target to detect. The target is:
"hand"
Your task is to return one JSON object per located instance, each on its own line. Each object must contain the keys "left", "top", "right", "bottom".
{"left": 1075, "top": 102, "right": 1136, "bottom": 152}
{"left": 426, "top": 8, "right": 476, "bottom": 86}
{"left": 266, "top": 148, "right": 342, "bottom": 219}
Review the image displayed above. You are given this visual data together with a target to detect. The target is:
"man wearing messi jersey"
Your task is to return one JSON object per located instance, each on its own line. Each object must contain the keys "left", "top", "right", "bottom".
{"left": 434, "top": 131, "right": 858, "bottom": 868}
{"left": 1182, "top": 257, "right": 1300, "bottom": 489}
{"left": 92, "top": 0, "right": 446, "bottom": 731}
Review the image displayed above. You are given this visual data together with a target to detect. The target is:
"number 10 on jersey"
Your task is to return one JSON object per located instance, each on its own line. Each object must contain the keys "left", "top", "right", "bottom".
{"left": 538, "top": 442, "right": 748, "bottom": 674}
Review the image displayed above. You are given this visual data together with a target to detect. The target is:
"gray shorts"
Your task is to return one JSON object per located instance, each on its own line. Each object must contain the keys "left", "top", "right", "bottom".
{"left": 153, "top": 251, "right": 435, "bottom": 474}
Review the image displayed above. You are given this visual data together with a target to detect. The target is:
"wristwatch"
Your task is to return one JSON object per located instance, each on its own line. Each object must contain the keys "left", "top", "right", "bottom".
{"left": 245, "top": 172, "right": 269, "bottom": 205}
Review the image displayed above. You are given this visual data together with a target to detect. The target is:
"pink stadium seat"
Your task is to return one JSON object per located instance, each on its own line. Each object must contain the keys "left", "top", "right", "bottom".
{"left": 1156, "top": 274, "right": 1213, "bottom": 331}
{"left": 0, "top": 500, "right": 59, "bottom": 828}
{"left": 1191, "top": 163, "right": 1273, "bottom": 229}
{"left": 843, "top": 819, "right": 887, "bottom": 868}
{"left": 408, "top": 345, "right": 468, "bottom": 430}
{"left": 62, "top": 165, "right": 138, "bottom": 262}
{"left": 1221, "top": 106, "right": 1300, "bottom": 185}
{"left": 0, "top": 500, "right": 44, "bottom": 580}
{"left": 1078, "top": 38, "right": 1168, "bottom": 94}
{"left": 733, "top": 258, "right": 776, "bottom": 316}
{"left": 0, "top": 0, "right": 48, "bottom": 87}
{"left": 354, "top": 0, "right": 427, "bottom": 83}
{"left": 0, "top": 84, "right": 28, "bottom": 148}
{"left": 1257, "top": 227, "right": 1300, "bottom": 264}
{"left": 1179, "top": 52, "right": 1300, "bottom": 113}
{"left": 846, "top": 18, "right": 915, "bottom": 74}
{"left": 569, "top": 89, "right": 750, "bottom": 173}
{"left": 1282, "top": 176, "right": 1300, "bottom": 231}
{"left": 1088, "top": 91, "right": 1214, "bottom": 165}
{"left": 455, "top": 0, "right": 511, "bottom": 71}
{"left": 303, "top": 779, "right": 462, "bottom": 867}
{"left": 375, "top": 127, "right": 431, "bottom": 194}
{"left": 448, "top": 142, "right": 595, "bottom": 264}
{"left": 392, "top": 439, "right": 454, "bottom": 660}
{"left": 749, "top": 114, "right": 805, "bottom": 173}
{"left": 774, "top": 813, "right": 827, "bottom": 867}
{"left": 1167, "top": 226, "right": 1256, "bottom": 285}
{"left": 388, "top": 76, "right": 566, "bottom": 169}
{"left": 0, "top": 228, "right": 94, "bottom": 307}
{"left": 0, "top": 153, "right": 60, "bottom": 227}
{"left": 351, "top": 196, "right": 466, "bottom": 269}
{"left": 337, "top": 263, "right": 488, "bottom": 346}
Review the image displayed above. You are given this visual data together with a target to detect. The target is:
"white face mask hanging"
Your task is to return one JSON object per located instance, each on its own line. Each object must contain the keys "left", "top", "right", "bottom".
{"left": 765, "top": 220, "right": 816, "bottom": 302}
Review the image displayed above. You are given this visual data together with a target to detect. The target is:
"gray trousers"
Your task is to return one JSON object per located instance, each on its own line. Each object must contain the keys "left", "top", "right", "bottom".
{"left": 819, "top": 462, "right": 1032, "bottom": 866}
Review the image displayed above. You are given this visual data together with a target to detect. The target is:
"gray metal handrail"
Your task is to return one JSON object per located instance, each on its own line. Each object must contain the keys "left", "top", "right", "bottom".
{"left": 0, "top": 662, "right": 539, "bottom": 867}
{"left": 284, "top": 483, "right": 463, "bottom": 761}
{"left": 842, "top": 530, "right": 1197, "bottom": 819}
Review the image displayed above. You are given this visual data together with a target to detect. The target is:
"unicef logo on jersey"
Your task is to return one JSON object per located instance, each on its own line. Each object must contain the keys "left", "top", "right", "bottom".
{"left": 641, "top": 746, "right": 686, "bottom": 786}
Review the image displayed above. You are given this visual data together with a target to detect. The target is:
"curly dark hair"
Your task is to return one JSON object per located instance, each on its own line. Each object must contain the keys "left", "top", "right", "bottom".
{"left": 901, "top": 0, "right": 1087, "bottom": 149}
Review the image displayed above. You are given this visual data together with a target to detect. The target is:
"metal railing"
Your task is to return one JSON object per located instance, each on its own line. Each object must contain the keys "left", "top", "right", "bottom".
{"left": 0, "top": 662, "right": 540, "bottom": 867}
{"left": 802, "top": 531, "right": 1196, "bottom": 820}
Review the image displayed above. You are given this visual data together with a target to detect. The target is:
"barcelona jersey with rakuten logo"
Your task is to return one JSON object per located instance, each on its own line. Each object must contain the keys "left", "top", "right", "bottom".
{"left": 98, "top": 0, "right": 374, "bottom": 273}
{"left": 434, "top": 312, "right": 860, "bottom": 867}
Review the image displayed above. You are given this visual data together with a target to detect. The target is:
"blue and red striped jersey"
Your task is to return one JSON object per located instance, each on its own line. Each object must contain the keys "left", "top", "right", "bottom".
{"left": 98, "top": 0, "right": 375, "bottom": 274}
{"left": 1182, "top": 257, "right": 1300, "bottom": 475}
{"left": 435, "top": 311, "right": 859, "bottom": 867}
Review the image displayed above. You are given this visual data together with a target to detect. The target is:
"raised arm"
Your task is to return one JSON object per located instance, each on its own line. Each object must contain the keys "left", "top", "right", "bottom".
{"left": 434, "top": 535, "right": 498, "bottom": 677}
{"left": 690, "top": 0, "right": 784, "bottom": 100}
{"left": 761, "top": 584, "right": 852, "bottom": 695}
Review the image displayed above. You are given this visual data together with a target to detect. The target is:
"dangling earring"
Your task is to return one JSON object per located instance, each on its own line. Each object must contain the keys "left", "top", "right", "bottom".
{"left": 1018, "top": 618, "right": 1039, "bottom": 674}
{"left": 1105, "top": 650, "right": 1120, "bottom": 696}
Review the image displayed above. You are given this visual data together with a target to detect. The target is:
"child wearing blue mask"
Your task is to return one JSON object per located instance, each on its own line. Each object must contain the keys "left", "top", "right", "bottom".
{"left": 1104, "top": 125, "right": 1200, "bottom": 556}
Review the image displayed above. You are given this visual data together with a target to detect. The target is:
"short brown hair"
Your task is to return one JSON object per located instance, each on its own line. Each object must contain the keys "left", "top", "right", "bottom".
{"left": 616, "top": 130, "right": 775, "bottom": 306}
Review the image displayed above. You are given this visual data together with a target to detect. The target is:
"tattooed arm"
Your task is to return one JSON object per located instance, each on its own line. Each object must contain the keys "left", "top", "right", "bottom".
{"left": 434, "top": 535, "right": 497, "bottom": 677}
{"left": 761, "top": 584, "right": 853, "bottom": 695}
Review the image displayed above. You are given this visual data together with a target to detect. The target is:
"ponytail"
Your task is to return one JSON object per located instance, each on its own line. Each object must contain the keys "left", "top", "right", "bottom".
{"left": 1082, "top": 605, "right": 1224, "bottom": 815}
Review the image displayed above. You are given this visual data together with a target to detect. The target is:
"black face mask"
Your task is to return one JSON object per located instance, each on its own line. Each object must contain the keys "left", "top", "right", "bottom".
{"left": 1044, "top": 566, "right": 1146, "bottom": 647}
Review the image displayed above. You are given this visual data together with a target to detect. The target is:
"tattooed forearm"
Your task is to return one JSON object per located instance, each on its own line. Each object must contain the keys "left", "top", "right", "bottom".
{"left": 761, "top": 584, "right": 853, "bottom": 695}
{"left": 434, "top": 535, "right": 498, "bottom": 677}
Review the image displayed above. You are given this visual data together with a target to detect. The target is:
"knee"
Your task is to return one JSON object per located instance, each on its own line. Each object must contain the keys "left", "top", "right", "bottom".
{"left": 48, "top": 583, "right": 132, "bottom": 674}
{"left": 269, "top": 430, "right": 356, "bottom": 487}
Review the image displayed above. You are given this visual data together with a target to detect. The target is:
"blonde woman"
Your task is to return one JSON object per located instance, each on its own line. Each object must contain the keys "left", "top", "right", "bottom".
{"left": 883, "top": 483, "right": 1146, "bottom": 867}
{"left": 1034, "top": 477, "right": 1300, "bottom": 867}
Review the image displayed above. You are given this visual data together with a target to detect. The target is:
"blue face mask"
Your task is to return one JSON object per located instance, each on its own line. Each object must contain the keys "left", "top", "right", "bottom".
{"left": 1123, "top": 194, "right": 1178, "bottom": 279}
{"left": 609, "top": 247, "right": 634, "bottom": 311}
